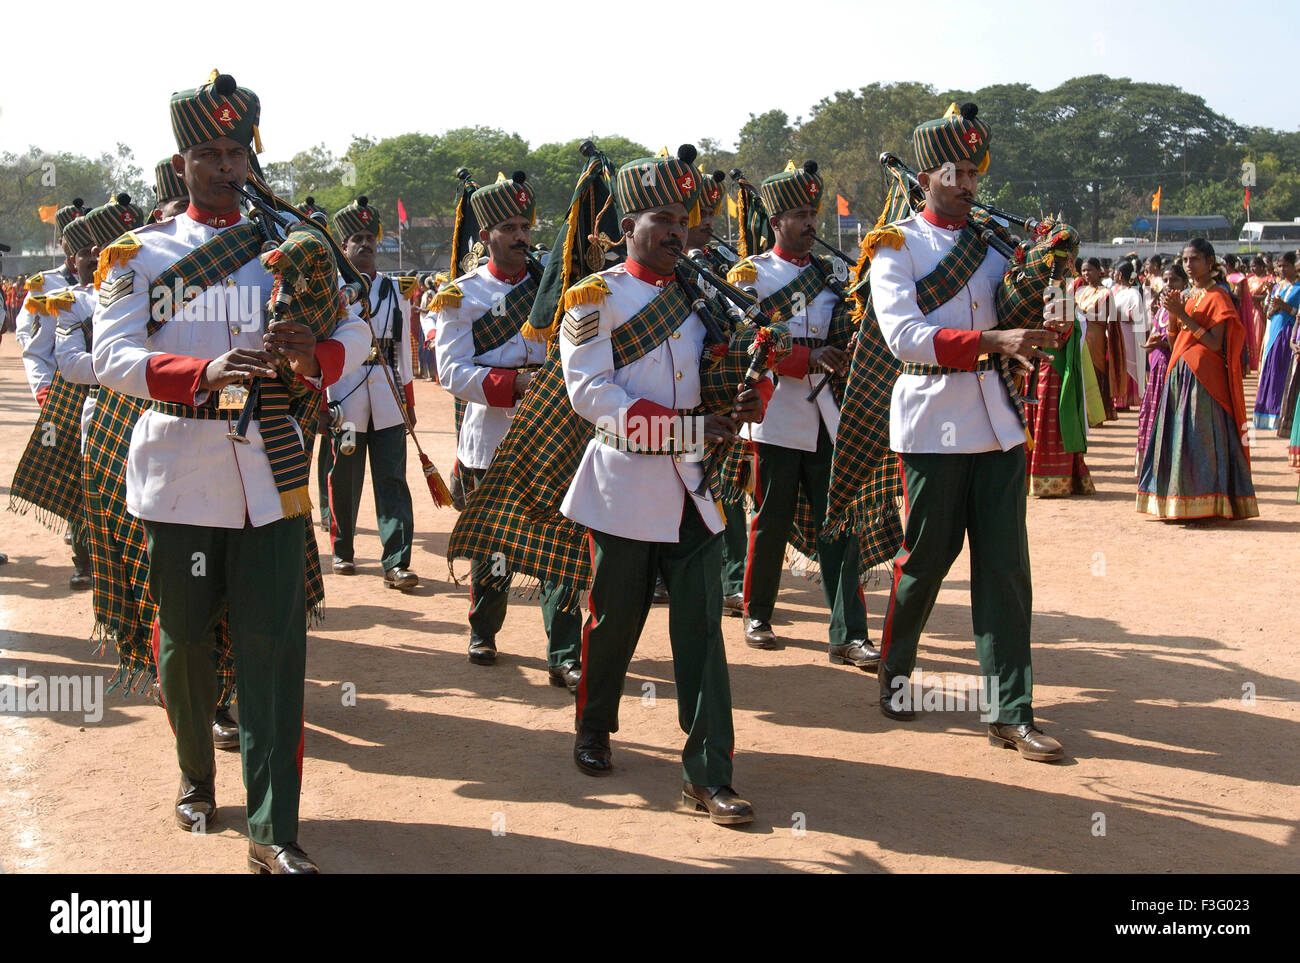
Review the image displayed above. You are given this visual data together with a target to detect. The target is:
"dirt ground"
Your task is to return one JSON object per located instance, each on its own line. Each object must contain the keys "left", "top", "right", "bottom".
{"left": 1, "top": 338, "right": 1296, "bottom": 874}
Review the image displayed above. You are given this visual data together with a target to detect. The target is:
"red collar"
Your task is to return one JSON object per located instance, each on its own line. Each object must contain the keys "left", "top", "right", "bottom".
{"left": 487, "top": 260, "right": 528, "bottom": 285}
{"left": 773, "top": 245, "right": 811, "bottom": 267}
{"left": 625, "top": 259, "right": 675, "bottom": 288}
{"left": 186, "top": 203, "right": 241, "bottom": 228}
{"left": 921, "top": 207, "right": 966, "bottom": 231}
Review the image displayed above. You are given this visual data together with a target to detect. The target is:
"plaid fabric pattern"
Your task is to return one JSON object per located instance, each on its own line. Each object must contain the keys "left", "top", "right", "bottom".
{"left": 448, "top": 281, "right": 701, "bottom": 611}
{"left": 62, "top": 216, "right": 96, "bottom": 254}
{"left": 614, "top": 156, "right": 702, "bottom": 219}
{"left": 155, "top": 159, "right": 187, "bottom": 205}
{"left": 8, "top": 372, "right": 92, "bottom": 539}
{"left": 170, "top": 75, "right": 260, "bottom": 152}
{"left": 472, "top": 275, "right": 539, "bottom": 355}
{"left": 85, "top": 198, "right": 145, "bottom": 248}
{"left": 913, "top": 104, "right": 991, "bottom": 173}
{"left": 56, "top": 201, "right": 89, "bottom": 238}
{"left": 331, "top": 199, "right": 382, "bottom": 242}
{"left": 697, "top": 169, "right": 726, "bottom": 218}
{"left": 759, "top": 167, "right": 823, "bottom": 215}
{"left": 147, "top": 222, "right": 263, "bottom": 332}
{"left": 470, "top": 176, "right": 535, "bottom": 228}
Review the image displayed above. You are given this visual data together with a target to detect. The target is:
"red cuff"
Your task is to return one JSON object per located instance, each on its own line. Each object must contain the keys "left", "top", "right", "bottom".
{"left": 314, "top": 339, "right": 346, "bottom": 389}
{"left": 145, "top": 354, "right": 208, "bottom": 404}
{"left": 753, "top": 376, "right": 775, "bottom": 418}
{"left": 932, "top": 329, "right": 983, "bottom": 370}
{"left": 482, "top": 367, "right": 517, "bottom": 408}
{"left": 775, "top": 344, "right": 810, "bottom": 379}
{"left": 627, "top": 398, "right": 678, "bottom": 425}
{"left": 403, "top": 381, "right": 416, "bottom": 412}
{"left": 35, "top": 386, "right": 50, "bottom": 407}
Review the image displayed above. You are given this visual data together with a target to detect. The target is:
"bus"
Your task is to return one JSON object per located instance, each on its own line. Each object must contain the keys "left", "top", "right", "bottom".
{"left": 1239, "top": 220, "right": 1300, "bottom": 242}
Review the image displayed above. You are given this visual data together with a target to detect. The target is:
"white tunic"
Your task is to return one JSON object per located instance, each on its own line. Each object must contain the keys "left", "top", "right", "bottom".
{"left": 870, "top": 214, "right": 1023, "bottom": 454}
{"left": 433, "top": 264, "right": 548, "bottom": 470}
{"left": 746, "top": 250, "right": 840, "bottom": 452}
{"left": 93, "top": 211, "right": 372, "bottom": 529}
{"left": 51, "top": 285, "right": 99, "bottom": 449}
{"left": 326, "top": 274, "right": 413, "bottom": 433}
{"left": 15, "top": 264, "right": 76, "bottom": 401}
{"left": 560, "top": 265, "right": 724, "bottom": 543}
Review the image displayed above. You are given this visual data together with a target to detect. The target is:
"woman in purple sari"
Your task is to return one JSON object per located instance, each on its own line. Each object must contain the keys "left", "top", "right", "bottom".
{"left": 1254, "top": 251, "right": 1299, "bottom": 429}
{"left": 1135, "top": 262, "right": 1185, "bottom": 476}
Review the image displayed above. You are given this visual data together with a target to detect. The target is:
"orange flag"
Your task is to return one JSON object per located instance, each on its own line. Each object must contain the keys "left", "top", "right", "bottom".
{"left": 38, "top": 205, "right": 57, "bottom": 224}
{"left": 1150, "top": 186, "right": 1162, "bottom": 212}
{"left": 836, "top": 193, "right": 850, "bottom": 217}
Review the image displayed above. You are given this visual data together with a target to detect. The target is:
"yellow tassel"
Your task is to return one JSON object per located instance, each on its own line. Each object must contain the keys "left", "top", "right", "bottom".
{"left": 716, "top": 501, "right": 727, "bottom": 527}
{"left": 861, "top": 226, "right": 905, "bottom": 261}
{"left": 550, "top": 188, "right": 586, "bottom": 330}
{"left": 93, "top": 233, "right": 141, "bottom": 289}
{"left": 24, "top": 295, "right": 48, "bottom": 315}
{"left": 560, "top": 276, "right": 610, "bottom": 313}
{"left": 428, "top": 283, "right": 463, "bottom": 312}
{"left": 45, "top": 291, "right": 75, "bottom": 312}
{"left": 253, "top": 125, "right": 263, "bottom": 154}
{"left": 520, "top": 318, "right": 556, "bottom": 344}
{"left": 25, "top": 273, "right": 44, "bottom": 292}
{"left": 737, "top": 192, "right": 749, "bottom": 258}
{"left": 727, "top": 260, "right": 757, "bottom": 286}
{"left": 279, "top": 486, "right": 314, "bottom": 520}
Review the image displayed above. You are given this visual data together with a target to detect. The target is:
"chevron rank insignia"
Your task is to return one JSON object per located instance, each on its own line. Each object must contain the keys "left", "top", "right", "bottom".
{"left": 98, "top": 271, "right": 135, "bottom": 308}
{"left": 562, "top": 309, "right": 599, "bottom": 346}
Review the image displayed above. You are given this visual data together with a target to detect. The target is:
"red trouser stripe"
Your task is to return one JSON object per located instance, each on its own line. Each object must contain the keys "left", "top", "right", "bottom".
{"left": 575, "top": 532, "right": 598, "bottom": 726}
{"left": 879, "top": 454, "right": 911, "bottom": 661}
{"left": 741, "top": 442, "right": 761, "bottom": 616}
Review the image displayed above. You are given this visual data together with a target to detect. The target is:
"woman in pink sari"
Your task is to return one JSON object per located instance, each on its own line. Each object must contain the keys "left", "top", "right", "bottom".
{"left": 1226, "top": 255, "right": 1258, "bottom": 371}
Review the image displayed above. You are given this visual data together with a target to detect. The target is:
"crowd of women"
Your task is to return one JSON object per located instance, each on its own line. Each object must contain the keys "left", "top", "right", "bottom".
{"left": 1024, "top": 239, "right": 1300, "bottom": 520}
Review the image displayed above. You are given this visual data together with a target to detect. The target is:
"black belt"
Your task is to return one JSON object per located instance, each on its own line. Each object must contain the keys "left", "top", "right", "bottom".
{"left": 902, "top": 357, "right": 999, "bottom": 377}
{"left": 151, "top": 398, "right": 228, "bottom": 421}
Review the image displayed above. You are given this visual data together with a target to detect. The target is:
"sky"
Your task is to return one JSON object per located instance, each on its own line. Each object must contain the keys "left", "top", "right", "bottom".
{"left": 1, "top": 0, "right": 1294, "bottom": 176}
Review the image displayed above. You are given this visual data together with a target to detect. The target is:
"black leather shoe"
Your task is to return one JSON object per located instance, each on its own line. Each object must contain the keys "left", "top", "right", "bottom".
{"left": 548, "top": 662, "right": 581, "bottom": 694}
{"left": 722, "top": 594, "right": 744, "bottom": 618}
{"left": 652, "top": 576, "right": 669, "bottom": 604}
{"left": 573, "top": 726, "right": 612, "bottom": 776}
{"left": 682, "top": 783, "right": 755, "bottom": 825}
{"left": 247, "top": 840, "right": 319, "bottom": 874}
{"left": 383, "top": 567, "right": 419, "bottom": 591}
{"left": 69, "top": 569, "right": 92, "bottom": 591}
{"left": 878, "top": 662, "right": 916, "bottom": 720}
{"left": 212, "top": 706, "right": 239, "bottom": 750}
{"left": 988, "top": 723, "right": 1065, "bottom": 763}
{"left": 744, "top": 618, "right": 777, "bottom": 649}
{"left": 830, "top": 639, "right": 881, "bottom": 669}
{"left": 468, "top": 634, "right": 497, "bottom": 665}
{"left": 332, "top": 557, "right": 355, "bottom": 576}
{"left": 175, "top": 774, "right": 216, "bottom": 832}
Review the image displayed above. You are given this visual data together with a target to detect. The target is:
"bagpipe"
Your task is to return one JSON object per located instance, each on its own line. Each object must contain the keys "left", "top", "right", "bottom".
{"left": 233, "top": 175, "right": 452, "bottom": 506}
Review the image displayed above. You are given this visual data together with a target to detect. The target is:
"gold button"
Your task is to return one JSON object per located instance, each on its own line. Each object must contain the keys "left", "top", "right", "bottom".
{"left": 978, "top": 373, "right": 985, "bottom": 381}
{"left": 674, "top": 455, "right": 681, "bottom": 462}
{"left": 672, "top": 332, "right": 680, "bottom": 339}
{"left": 972, "top": 300, "right": 979, "bottom": 310}
{"left": 675, "top": 372, "right": 682, "bottom": 380}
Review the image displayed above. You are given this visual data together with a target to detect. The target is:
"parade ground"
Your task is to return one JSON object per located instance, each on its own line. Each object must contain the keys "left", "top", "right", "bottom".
{"left": 1, "top": 339, "right": 1296, "bottom": 874}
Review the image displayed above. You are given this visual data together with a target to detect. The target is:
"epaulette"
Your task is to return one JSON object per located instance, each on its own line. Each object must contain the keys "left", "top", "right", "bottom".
{"left": 93, "top": 232, "right": 142, "bottom": 289}
{"left": 428, "top": 282, "right": 463, "bottom": 312}
{"left": 860, "top": 225, "right": 905, "bottom": 260}
{"left": 24, "top": 294, "right": 50, "bottom": 315}
{"left": 727, "top": 259, "right": 757, "bottom": 286}
{"left": 560, "top": 275, "right": 611, "bottom": 313}
{"left": 396, "top": 276, "right": 420, "bottom": 301}
{"left": 25, "top": 272, "right": 45, "bottom": 292}
{"left": 44, "top": 290, "right": 76, "bottom": 313}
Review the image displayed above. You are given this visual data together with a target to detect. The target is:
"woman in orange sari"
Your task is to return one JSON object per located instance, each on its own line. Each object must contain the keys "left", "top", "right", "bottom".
{"left": 1246, "top": 256, "right": 1273, "bottom": 369}
{"left": 1137, "top": 239, "right": 1258, "bottom": 520}
{"left": 1076, "top": 258, "right": 1118, "bottom": 421}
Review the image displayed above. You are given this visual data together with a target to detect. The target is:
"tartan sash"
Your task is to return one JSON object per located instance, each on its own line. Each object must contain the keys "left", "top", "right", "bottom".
{"left": 8, "top": 372, "right": 92, "bottom": 540}
{"left": 472, "top": 275, "right": 538, "bottom": 356}
{"left": 823, "top": 216, "right": 1003, "bottom": 558}
{"left": 759, "top": 254, "right": 838, "bottom": 324}
{"left": 447, "top": 281, "right": 711, "bottom": 611}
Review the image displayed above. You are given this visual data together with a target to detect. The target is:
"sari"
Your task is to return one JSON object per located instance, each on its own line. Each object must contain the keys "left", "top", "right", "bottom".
{"left": 1137, "top": 285, "right": 1257, "bottom": 520}
{"left": 1113, "top": 283, "right": 1148, "bottom": 403}
{"left": 1077, "top": 283, "right": 1118, "bottom": 421}
{"left": 1027, "top": 318, "right": 1094, "bottom": 497}
{"left": 1135, "top": 305, "right": 1172, "bottom": 476}
{"left": 1229, "top": 272, "right": 1259, "bottom": 370}
{"left": 1254, "top": 279, "right": 1299, "bottom": 428}
{"left": 1246, "top": 273, "right": 1273, "bottom": 369}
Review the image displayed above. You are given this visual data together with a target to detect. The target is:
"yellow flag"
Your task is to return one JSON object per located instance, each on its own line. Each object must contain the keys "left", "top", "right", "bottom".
{"left": 38, "top": 205, "right": 57, "bottom": 224}
{"left": 727, "top": 194, "right": 739, "bottom": 219}
{"left": 1151, "top": 186, "right": 1162, "bottom": 212}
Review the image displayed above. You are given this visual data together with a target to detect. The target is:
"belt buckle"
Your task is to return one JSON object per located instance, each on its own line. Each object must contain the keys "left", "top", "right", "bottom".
{"left": 367, "top": 344, "right": 381, "bottom": 363}
{"left": 218, "top": 384, "right": 249, "bottom": 411}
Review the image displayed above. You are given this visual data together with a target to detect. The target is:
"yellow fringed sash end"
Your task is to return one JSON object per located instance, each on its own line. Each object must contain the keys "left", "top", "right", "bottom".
{"left": 560, "top": 275, "right": 610, "bottom": 314}
{"left": 279, "top": 486, "right": 314, "bottom": 520}
{"left": 25, "top": 272, "right": 45, "bottom": 292}
{"left": 519, "top": 318, "right": 556, "bottom": 344}
{"left": 93, "top": 233, "right": 142, "bottom": 289}
{"left": 861, "top": 226, "right": 905, "bottom": 261}
{"left": 726, "top": 260, "right": 757, "bottom": 286}
{"left": 427, "top": 283, "right": 463, "bottom": 313}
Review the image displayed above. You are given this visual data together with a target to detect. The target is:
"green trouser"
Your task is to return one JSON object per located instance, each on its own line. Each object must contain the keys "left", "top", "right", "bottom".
{"left": 71, "top": 530, "right": 90, "bottom": 572}
{"left": 880, "top": 446, "right": 1034, "bottom": 726}
{"left": 328, "top": 422, "right": 413, "bottom": 571}
{"left": 143, "top": 517, "right": 306, "bottom": 845}
{"left": 578, "top": 506, "right": 734, "bottom": 786}
{"left": 744, "top": 424, "right": 868, "bottom": 646}
{"left": 316, "top": 432, "right": 333, "bottom": 531}
{"left": 720, "top": 500, "right": 747, "bottom": 597}
{"left": 463, "top": 467, "right": 580, "bottom": 666}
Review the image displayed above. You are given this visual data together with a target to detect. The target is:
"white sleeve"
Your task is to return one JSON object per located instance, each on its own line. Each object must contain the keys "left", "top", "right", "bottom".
{"left": 55, "top": 317, "right": 97, "bottom": 385}
{"left": 92, "top": 263, "right": 165, "bottom": 400}
{"left": 869, "top": 242, "right": 941, "bottom": 365}
{"left": 560, "top": 305, "right": 655, "bottom": 435}
{"left": 434, "top": 300, "right": 494, "bottom": 406}
{"left": 17, "top": 300, "right": 57, "bottom": 399}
